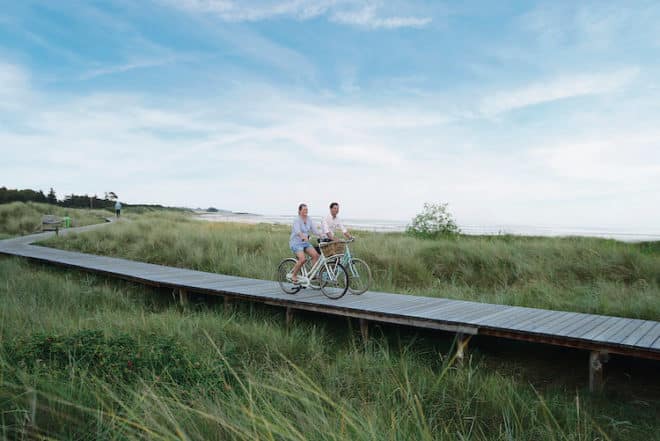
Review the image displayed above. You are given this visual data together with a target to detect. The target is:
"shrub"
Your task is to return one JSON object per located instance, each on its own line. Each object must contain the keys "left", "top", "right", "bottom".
{"left": 406, "top": 202, "right": 460, "bottom": 238}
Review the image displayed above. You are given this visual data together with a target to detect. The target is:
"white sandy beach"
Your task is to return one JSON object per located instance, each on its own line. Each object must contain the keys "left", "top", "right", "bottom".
{"left": 194, "top": 212, "right": 660, "bottom": 243}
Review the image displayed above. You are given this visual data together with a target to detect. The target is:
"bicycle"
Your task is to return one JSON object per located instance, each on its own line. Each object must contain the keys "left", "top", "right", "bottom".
{"left": 339, "top": 239, "right": 372, "bottom": 295}
{"left": 306, "top": 238, "right": 372, "bottom": 295}
{"left": 276, "top": 240, "right": 350, "bottom": 299}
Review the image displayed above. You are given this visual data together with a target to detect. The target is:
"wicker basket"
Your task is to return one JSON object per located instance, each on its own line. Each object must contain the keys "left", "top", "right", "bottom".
{"left": 320, "top": 240, "right": 346, "bottom": 257}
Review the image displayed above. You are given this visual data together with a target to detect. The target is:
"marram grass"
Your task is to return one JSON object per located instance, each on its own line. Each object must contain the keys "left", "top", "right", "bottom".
{"left": 0, "top": 201, "right": 110, "bottom": 237}
{"left": 0, "top": 257, "right": 658, "bottom": 440}
{"left": 42, "top": 211, "right": 660, "bottom": 320}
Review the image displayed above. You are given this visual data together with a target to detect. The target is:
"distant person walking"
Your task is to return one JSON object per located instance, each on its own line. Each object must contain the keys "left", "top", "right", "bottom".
{"left": 115, "top": 200, "right": 122, "bottom": 218}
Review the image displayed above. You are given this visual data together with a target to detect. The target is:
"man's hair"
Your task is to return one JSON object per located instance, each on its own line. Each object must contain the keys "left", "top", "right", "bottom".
{"left": 298, "top": 203, "right": 307, "bottom": 212}
{"left": 329, "top": 202, "right": 339, "bottom": 209}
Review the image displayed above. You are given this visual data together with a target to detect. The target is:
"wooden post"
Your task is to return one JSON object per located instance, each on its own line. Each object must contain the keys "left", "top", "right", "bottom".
{"left": 286, "top": 307, "right": 294, "bottom": 327}
{"left": 178, "top": 288, "right": 189, "bottom": 308}
{"left": 359, "top": 318, "right": 369, "bottom": 342}
{"left": 589, "top": 351, "right": 609, "bottom": 393}
{"left": 455, "top": 333, "right": 468, "bottom": 366}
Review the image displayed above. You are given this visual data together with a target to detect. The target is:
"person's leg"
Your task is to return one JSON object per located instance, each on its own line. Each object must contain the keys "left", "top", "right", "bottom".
{"left": 291, "top": 250, "right": 306, "bottom": 282}
{"left": 306, "top": 246, "right": 319, "bottom": 265}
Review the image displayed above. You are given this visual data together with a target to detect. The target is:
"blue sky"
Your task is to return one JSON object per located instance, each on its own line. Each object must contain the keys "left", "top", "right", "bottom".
{"left": 1, "top": 1, "right": 659, "bottom": 229}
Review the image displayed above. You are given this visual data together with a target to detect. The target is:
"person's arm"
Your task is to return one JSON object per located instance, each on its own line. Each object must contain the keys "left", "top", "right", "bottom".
{"left": 338, "top": 219, "right": 351, "bottom": 239}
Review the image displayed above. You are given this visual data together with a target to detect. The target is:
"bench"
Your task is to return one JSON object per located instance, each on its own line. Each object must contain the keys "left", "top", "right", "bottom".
{"left": 42, "top": 215, "right": 62, "bottom": 235}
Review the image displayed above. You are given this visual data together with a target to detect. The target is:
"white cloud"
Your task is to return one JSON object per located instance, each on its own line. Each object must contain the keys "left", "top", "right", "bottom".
{"left": 480, "top": 67, "right": 639, "bottom": 116}
{"left": 80, "top": 57, "right": 180, "bottom": 80}
{"left": 165, "top": 0, "right": 431, "bottom": 29}
{"left": 2, "top": 55, "right": 660, "bottom": 229}
{"left": 529, "top": 133, "right": 660, "bottom": 183}
{"left": 0, "top": 62, "right": 30, "bottom": 108}
{"left": 331, "top": 4, "right": 431, "bottom": 29}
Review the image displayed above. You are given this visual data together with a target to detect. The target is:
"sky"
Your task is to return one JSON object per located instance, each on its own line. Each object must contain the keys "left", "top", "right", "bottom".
{"left": 1, "top": 0, "right": 659, "bottom": 229}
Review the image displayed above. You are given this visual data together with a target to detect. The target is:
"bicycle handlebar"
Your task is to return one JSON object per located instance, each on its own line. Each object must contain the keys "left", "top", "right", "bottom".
{"left": 319, "top": 237, "right": 354, "bottom": 246}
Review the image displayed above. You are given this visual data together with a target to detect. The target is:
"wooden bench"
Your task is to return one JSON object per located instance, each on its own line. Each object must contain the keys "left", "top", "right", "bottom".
{"left": 42, "top": 215, "right": 62, "bottom": 235}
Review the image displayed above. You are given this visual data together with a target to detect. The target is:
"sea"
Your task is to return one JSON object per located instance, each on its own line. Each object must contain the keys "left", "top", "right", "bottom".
{"left": 196, "top": 213, "right": 660, "bottom": 243}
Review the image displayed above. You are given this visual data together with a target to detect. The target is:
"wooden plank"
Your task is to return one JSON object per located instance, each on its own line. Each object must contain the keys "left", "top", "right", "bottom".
{"left": 652, "top": 335, "right": 660, "bottom": 350}
{"left": 329, "top": 295, "right": 425, "bottom": 313}
{"left": 187, "top": 278, "right": 265, "bottom": 290}
{"left": 501, "top": 309, "right": 559, "bottom": 331}
{"left": 526, "top": 312, "right": 579, "bottom": 334}
{"left": 593, "top": 319, "right": 642, "bottom": 343}
{"left": 578, "top": 316, "right": 627, "bottom": 341}
{"left": 620, "top": 321, "right": 657, "bottom": 346}
{"left": 553, "top": 314, "right": 603, "bottom": 337}
{"left": 404, "top": 299, "right": 469, "bottom": 316}
{"left": 634, "top": 323, "right": 660, "bottom": 347}
{"left": 608, "top": 319, "right": 647, "bottom": 343}
{"left": 563, "top": 315, "right": 612, "bottom": 339}
{"left": 470, "top": 306, "right": 526, "bottom": 326}
{"left": 480, "top": 306, "right": 547, "bottom": 328}
{"left": 427, "top": 303, "right": 506, "bottom": 323}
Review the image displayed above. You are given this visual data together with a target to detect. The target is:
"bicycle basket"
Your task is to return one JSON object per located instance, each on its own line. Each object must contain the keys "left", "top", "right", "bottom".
{"left": 319, "top": 240, "right": 346, "bottom": 257}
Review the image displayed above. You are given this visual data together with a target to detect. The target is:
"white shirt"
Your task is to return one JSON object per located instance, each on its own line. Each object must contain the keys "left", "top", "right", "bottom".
{"left": 321, "top": 214, "right": 347, "bottom": 238}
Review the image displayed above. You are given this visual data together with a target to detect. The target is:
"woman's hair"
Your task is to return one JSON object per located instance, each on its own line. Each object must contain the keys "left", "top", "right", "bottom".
{"left": 298, "top": 203, "right": 307, "bottom": 213}
{"left": 329, "top": 202, "right": 339, "bottom": 209}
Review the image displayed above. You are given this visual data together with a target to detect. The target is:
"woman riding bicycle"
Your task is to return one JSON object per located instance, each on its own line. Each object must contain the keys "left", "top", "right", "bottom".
{"left": 289, "top": 203, "right": 321, "bottom": 284}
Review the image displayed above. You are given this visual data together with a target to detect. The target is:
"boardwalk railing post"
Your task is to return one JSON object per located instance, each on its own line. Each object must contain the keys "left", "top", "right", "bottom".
{"left": 360, "top": 318, "right": 369, "bottom": 342}
{"left": 589, "top": 350, "right": 609, "bottom": 393}
{"left": 286, "top": 307, "right": 294, "bottom": 327}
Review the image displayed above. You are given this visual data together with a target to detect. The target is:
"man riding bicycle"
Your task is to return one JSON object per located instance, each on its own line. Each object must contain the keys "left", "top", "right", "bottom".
{"left": 321, "top": 202, "right": 353, "bottom": 241}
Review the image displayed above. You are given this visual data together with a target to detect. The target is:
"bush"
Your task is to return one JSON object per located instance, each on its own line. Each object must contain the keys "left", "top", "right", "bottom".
{"left": 406, "top": 202, "right": 459, "bottom": 238}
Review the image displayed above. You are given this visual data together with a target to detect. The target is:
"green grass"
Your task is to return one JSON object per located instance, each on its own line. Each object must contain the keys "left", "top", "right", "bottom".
{"left": 42, "top": 212, "right": 660, "bottom": 320}
{"left": 0, "top": 201, "right": 110, "bottom": 237}
{"left": 1, "top": 256, "right": 658, "bottom": 440}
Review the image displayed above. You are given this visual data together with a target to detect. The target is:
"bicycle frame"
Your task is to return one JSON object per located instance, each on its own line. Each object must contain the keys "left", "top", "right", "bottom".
{"left": 296, "top": 251, "right": 334, "bottom": 288}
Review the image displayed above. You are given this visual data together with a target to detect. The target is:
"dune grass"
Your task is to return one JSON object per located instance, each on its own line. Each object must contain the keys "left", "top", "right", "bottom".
{"left": 1, "top": 256, "right": 658, "bottom": 440}
{"left": 0, "top": 201, "right": 110, "bottom": 237}
{"left": 42, "top": 212, "right": 660, "bottom": 320}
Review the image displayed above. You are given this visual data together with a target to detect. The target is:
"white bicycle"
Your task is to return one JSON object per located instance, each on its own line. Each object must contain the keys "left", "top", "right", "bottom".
{"left": 277, "top": 240, "right": 350, "bottom": 299}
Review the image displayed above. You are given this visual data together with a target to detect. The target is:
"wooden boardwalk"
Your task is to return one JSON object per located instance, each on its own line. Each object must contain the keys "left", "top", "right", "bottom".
{"left": 1, "top": 222, "right": 658, "bottom": 390}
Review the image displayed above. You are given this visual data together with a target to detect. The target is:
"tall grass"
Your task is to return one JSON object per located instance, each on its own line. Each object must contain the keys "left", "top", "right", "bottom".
{"left": 43, "top": 212, "right": 660, "bottom": 320}
{"left": 0, "top": 201, "right": 110, "bottom": 237}
{"left": 1, "top": 256, "right": 657, "bottom": 440}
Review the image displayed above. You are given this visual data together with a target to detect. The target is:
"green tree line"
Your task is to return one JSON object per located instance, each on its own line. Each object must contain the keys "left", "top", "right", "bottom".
{"left": 0, "top": 186, "right": 117, "bottom": 209}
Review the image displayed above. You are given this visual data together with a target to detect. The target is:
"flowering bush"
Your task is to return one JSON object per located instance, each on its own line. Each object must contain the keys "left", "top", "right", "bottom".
{"left": 406, "top": 202, "right": 460, "bottom": 238}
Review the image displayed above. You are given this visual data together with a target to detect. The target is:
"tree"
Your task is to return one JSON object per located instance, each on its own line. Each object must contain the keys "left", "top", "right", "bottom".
{"left": 406, "top": 202, "right": 460, "bottom": 238}
{"left": 47, "top": 188, "right": 57, "bottom": 204}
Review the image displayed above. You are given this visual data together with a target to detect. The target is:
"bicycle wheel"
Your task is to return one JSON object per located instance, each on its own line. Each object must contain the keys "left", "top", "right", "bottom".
{"left": 310, "top": 256, "right": 341, "bottom": 290}
{"left": 277, "top": 258, "right": 301, "bottom": 294}
{"left": 347, "top": 258, "right": 372, "bottom": 295}
{"left": 319, "top": 262, "right": 349, "bottom": 299}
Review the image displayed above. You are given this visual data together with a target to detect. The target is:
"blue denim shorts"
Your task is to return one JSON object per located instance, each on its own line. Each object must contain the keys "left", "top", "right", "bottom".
{"left": 290, "top": 242, "right": 312, "bottom": 254}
